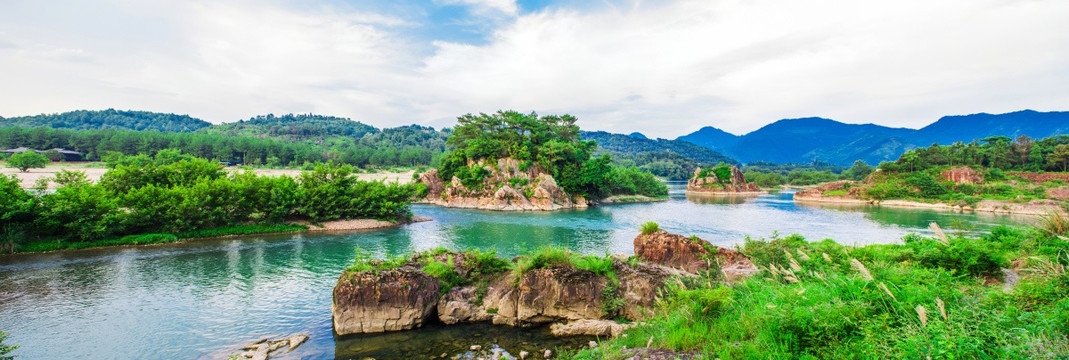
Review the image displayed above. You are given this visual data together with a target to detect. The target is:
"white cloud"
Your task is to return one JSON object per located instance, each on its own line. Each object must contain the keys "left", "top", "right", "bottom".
{"left": 0, "top": 0, "right": 1067, "bottom": 138}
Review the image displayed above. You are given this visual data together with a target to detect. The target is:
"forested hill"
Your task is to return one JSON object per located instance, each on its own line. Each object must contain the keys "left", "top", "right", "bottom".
{"left": 0, "top": 109, "right": 211, "bottom": 132}
{"left": 581, "top": 131, "right": 737, "bottom": 165}
{"left": 199, "top": 113, "right": 379, "bottom": 141}
{"left": 580, "top": 130, "right": 738, "bottom": 180}
{"left": 676, "top": 110, "right": 1069, "bottom": 166}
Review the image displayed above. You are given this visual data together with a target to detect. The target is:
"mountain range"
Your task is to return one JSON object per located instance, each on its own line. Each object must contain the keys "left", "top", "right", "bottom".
{"left": 4, "top": 109, "right": 1068, "bottom": 167}
{"left": 676, "top": 110, "right": 1069, "bottom": 166}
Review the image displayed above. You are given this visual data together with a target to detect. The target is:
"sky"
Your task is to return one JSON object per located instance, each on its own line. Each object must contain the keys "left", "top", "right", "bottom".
{"left": 0, "top": 0, "right": 1067, "bottom": 138}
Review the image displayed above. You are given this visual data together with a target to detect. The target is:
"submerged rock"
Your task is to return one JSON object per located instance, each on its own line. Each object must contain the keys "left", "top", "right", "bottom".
{"left": 231, "top": 334, "right": 309, "bottom": 360}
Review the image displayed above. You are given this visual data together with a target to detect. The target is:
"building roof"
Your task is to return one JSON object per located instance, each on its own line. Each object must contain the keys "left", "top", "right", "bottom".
{"left": 1, "top": 147, "right": 85, "bottom": 155}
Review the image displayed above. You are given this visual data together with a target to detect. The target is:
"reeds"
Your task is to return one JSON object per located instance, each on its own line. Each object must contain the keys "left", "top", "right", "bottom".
{"left": 851, "top": 258, "right": 874, "bottom": 281}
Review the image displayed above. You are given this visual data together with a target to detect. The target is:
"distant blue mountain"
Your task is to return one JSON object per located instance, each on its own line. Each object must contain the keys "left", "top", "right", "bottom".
{"left": 676, "top": 110, "right": 1069, "bottom": 166}
{"left": 676, "top": 126, "right": 739, "bottom": 151}
{"left": 628, "top": 132, "right": 648, "bottom": 139}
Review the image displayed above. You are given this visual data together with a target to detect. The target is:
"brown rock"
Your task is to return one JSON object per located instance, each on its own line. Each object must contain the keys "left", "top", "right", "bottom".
{"left": 516, "top": 266, "right": 606, "bottom": 323}
{"left": 633, "top": 230, "right": 711, "bottom": 273}
{"left": 332, "top": 267, "right": 441, "bottom": 335}
{"left": 687, "top": 166, "right": 761, "bottom": 193}
{"left": 941, "top": 167, "right": 983, "bottom": 184}
{"left": 614, "top": 259, "right": 670, "bottom": 320}
{"left": 549, "top": 319, "right": 636, "bottom": 337}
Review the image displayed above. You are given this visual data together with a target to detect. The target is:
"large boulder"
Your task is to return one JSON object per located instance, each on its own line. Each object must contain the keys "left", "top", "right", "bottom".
{"left": 633, "top": 230, "right": 711, "bottom": 273}
{"left": 614, "top": 259, "right": 670, "bottom": 320}
{"left": 516, "top": 266, "right": 607, "bottom": 323}
{"left": 332, "top": 267, "right": 441, "bottom": 335}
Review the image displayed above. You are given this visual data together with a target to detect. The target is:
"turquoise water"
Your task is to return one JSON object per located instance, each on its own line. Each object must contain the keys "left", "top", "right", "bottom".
{"left": 0, "top": 185, "right": 1032, "bottom": 359}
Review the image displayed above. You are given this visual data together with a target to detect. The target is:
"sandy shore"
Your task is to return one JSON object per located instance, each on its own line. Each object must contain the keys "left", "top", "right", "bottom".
{"left": 795, "top": 195, "right": 1065, "bottom": 217}
{"left": 303, "top": 216, "right": 432, "bottom": 231}
{"left": 0, "top": 162, "right": 414, "bottom": 188}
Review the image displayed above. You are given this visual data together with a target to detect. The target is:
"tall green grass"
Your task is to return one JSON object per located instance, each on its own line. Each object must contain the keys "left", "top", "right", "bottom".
{"left": 563, "top": 226, "right": 1069, "bottom": 359}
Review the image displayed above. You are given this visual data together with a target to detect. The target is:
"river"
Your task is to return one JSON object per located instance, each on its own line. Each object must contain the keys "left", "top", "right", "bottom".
{"left": 0, "top": 185, "right": 1033, "bottom": 359}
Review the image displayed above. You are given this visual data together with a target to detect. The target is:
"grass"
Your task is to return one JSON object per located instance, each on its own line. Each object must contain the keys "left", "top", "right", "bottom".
{"left": 13, "top": 223, "right": 312, "bottom": 253}
{"left": 640, "top": 221, "right": 660, "bottom": 235}
{"left": 176, "top": 224, "right": 308, "bottom": 239}
{"left": 20, "top": 233, "right": 182, "bottom": 253}
{"left": 562, "top": 225, "right": 1069, "bottom": 360}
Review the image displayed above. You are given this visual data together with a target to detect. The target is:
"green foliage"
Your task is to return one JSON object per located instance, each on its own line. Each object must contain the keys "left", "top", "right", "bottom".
{"left": 423, "top": 255, "right": 464, "bottom": 293}
{"left": 436, "top": 111, "right": 666, "bottom": 199}
{"left": 0, "top": 329, "right": 18, "bottom": 360}
{"left": 0, "top": 153, "right": 419, "bottom": 252}
{"left": 582, "top": 130, "right": 738, "bottom": 180}
{"left": 0, "top": 122, "right": 447, "bottom": 168}
{"left": 175, "top": 224, "right": 307, "bottom": 239}
{"left": 564, "top": 226, "right": 1069, "bottom": 360}
{"left": 0, "top": 108, "right": 211, "bottom": 132}
{"left": 840, "top": 160, "right": 875, "bottom": 181}
{"left": 903, "top": 234, "right": 1007, "bottom": 277}
{"left": 880, "top": 135, "right": 1069, "bottom": 173}
{"left": 5, "top": 151, "right": 50, "bottom": 172}
{"left": 640, "top": 221, "right": 660, "bottom": 235}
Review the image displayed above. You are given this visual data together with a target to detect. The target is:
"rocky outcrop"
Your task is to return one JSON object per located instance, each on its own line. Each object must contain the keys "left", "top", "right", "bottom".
{"left": 633, "top": 230, "right": 759, "bottom": 281}
{"left": 686, "top": 166, "right": 762, "bottom": 193}
{"left": 332, "top": 267, "right": 441, "bottom": 335}
{"left": 792, "top": 180, "right": 866, "bottom": 203}
{"left": 333, "top": 231, "right": 759, "bottom": 338}
{"left": 419, "top": 158, "right": 588, "bottom": 211}
{"left": 633, "top": 230, "right": 711, "bottom": 273}
{"left": 941, "top": 167, "right": 984, "bottom": 184}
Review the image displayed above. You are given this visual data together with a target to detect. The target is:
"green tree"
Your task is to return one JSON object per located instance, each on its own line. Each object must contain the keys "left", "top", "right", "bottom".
{"left": 0, "top": 329, "right": 17, "bottom": 360}
{"left": 5, "top": 151, "right": 50, "bottom": 172}
{"left": 1047, "top": 144, "right": 1069, "bottom": 172}
{"left": 840, "top": 160, "right": 875, "bottom": 181}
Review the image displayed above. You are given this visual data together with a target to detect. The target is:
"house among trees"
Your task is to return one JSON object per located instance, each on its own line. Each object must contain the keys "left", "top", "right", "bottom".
{"left": 1, "top": 147, "right": 85, "bottom": 161}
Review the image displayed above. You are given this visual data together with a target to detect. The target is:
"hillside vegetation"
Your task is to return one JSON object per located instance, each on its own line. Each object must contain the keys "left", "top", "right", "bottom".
{"left": 0, "top": 109, "right": 211, "bottom": 132}
{"left": 0, "top": 152, "right": 425, "bottom": 253}
{"left": 581, "top": 131, "right": 738, "bottom": 180}
{"left": 798, "top": 135, "right": 1069, "bottom": 209}
{"left": 565, "top": 224, "right": 1069, "bottom": 359}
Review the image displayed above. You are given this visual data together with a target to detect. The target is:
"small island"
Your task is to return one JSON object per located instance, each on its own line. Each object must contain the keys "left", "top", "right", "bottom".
{"left": 418, "top": 111, "right": 668, "bottom": 211}
{"left": 685, "top": 164, "right": 765, "bottom": 194}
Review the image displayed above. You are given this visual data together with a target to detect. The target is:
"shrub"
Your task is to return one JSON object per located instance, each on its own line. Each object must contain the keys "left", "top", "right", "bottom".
{"left": 904, "top": 235, "right": 1006, "bottom": 277}
{"left": 423, "top": 255, "right": 464, "bottom": 293}
{"left": 640, "top": 221, "right": 660, "bottom": 235}
{"left": 5, "top": 151, "right": 50, "bottom": 172}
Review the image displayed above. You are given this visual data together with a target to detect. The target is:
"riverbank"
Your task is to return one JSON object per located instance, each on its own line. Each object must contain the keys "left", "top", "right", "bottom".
{"left": 7, "top": 217, "right": 431, "bottom": 255}
{"left": 562, "top": 224, "right": 1069, "bottom": 359}
{"left": 795, "top": 192, "right": 1066, "bottom": 216}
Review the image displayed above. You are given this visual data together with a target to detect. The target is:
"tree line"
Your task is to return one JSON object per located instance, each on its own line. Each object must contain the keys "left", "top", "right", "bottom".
{"left": 880, "top": 135, "right": 1069, "bottom": 173}
{"left": 0, "top": 125, "right": 446, "bottom": 168}
{"left": 0, "top": 152, "right": 425, "bottom": 253}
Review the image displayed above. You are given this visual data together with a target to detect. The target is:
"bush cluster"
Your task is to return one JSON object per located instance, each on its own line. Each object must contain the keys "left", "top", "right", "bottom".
{"left": 0, "top": 152, "right": 424, "bottom": 253}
